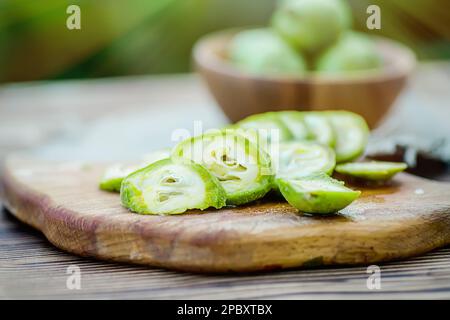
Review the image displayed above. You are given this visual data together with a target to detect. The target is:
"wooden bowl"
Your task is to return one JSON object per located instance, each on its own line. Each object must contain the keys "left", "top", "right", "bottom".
{"left": 193, "top": 29, "right": 416, "bottom": 128}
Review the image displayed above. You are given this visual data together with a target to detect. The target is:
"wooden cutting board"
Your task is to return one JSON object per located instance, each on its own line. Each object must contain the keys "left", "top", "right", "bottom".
{"left": 1, "top": 156, "right": 450, "bottom": 273}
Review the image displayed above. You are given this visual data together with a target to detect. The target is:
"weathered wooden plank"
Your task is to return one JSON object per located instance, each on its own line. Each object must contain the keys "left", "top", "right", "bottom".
{"left": 2, "top": 204, "right": 450, "bottom": 299}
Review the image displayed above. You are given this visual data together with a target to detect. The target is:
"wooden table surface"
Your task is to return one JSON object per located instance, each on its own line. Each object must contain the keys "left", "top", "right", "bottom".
{"left": 1, "top": 64, "right": 450, "bottom": 299}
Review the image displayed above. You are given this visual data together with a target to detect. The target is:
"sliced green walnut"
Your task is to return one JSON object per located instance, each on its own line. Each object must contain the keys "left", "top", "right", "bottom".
{"left": 172, "top": 130, "right": 273, "bottom": 205}
{"left": 235, "top": 112, "right": 293, "bottom": 144}
{"left": 276, "top": 174, "right": 361, "bottom": 214}
{"left": 302, "top": 112, "right": 335, "bottom": 147}
{"left": 120, "top": 158, "right": 226, "bottom": 215}
{"left": 99, "top": 148, "right": 171, "bottom": 192}
{"left": 141, "top": 148, "right": 172, "bottom": 166}
{"left": 274, "top": 141, "right": 336, "bottom": 180}
{"left": 277, "top": 111, "right": 312, "bottom": 141}
{"left": 335, "top": 161, "right": 407, "bottom": 181}
{"left": 99, "top": 164, "right": 141, "bottom": 192}
{"left": 326, "top": 111, "right": 369, "bottom": 163}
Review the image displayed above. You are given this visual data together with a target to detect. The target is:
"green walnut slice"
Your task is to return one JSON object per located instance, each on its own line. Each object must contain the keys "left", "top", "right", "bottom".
{"left": 235, "top": 112, "right": 293, "bottom": 144}
{"left": 99, "top": 164, "right": 141, "bottom": 192}
{"left": 326, "top": 111, "right": 369, "bottom": 163}
{"left": 275, "top": 141, "right": 336, "bottom": 180}
{"left": 141, "top": 148, "right": 172, "bottom": 166}
{"left": 99, "top": 148, "right": 171, "bottom": 192}
{"left": 335, "top": 161, "right": 407, "bottom": 181}
{"left": 121, "top": 158, "right": 226, "bottom": 215}
{"left": 277, "top": 174, "right": 361, "bottom": 214}
{"left": 172, "top": 130, "right": 273, "bottom": 205}
{"left": 277, "top": 111, "right": 311, "bottom": 141}
{"left": 228, "top": 126, "right": 266, "bottom": 150}
{"left": 303, "top": 112, "right": 335, "bottom": 147}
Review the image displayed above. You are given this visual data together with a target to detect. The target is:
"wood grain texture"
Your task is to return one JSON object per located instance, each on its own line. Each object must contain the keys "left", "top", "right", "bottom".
{"left": 194, "top": 30, "right": 416, "bottom": 128}
{"left": 3, "top": 208, "right": 450, "bottom": 299}
{"left": 1, "top": 157, "right": 450, "bottom": 273}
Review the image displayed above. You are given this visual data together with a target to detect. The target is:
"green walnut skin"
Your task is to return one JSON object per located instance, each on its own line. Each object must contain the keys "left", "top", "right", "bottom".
{"left": 236, "top": 110, "right": 369, "bottom": 163}
{"left": 272, "top": 0, "right": 351, "bottom": 53}
{"left": 277, "top": 111, "right": 312, "bottom": 141}
{"left": 276, "top": 174, "right": 361, "bottom": 214}
{"left": 275, "top": 141, "right": 336, "bottom": 179}
{"left": 302, "top": 112, "right": 336, "bottom": 147}
{"left": 235, "top": 112, "right": 294, "bottom": 143}
{"left": 120, "top": 158, "right": 226, "bottom": 215}
{"left": 172, "top": 130, "right": 274, "bottom": 206}
{"left": 229, "top": 28, "right": 306, "bottom": 75}
{"left": 277, "top": 110, "right": 336, "bottom": 147}
{"left": 325, "top": 111, "right": 370, "bottom": 163}
{"left": 99, "top": 164, "right": 140, "bottom": 192}
{"left": 335, "top": 161, "right": 407, "bottom": 181}
{"left": 316, "top": 31, "right": 382, "bottom": 73}
{"left": 100, "top": 176, "right": 126, "bottom": 192}
{"left": 99, "top": 149, "right": 171, "bottom": 192}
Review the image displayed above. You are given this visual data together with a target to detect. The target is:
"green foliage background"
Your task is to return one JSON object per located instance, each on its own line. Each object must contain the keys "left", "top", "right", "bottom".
{"left": 0, "top": 0, "right": 448, "bottom": 83}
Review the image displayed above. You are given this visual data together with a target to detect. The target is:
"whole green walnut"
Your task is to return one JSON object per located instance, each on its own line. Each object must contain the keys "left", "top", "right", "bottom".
{"left": 316, "top": 31, "right": 383, "bottom": 73}
{"left": 229, "top": 28, "right": 306, "bottom": 75}
{"left": 272, "top": 0, "right": 352, "bottom": 53}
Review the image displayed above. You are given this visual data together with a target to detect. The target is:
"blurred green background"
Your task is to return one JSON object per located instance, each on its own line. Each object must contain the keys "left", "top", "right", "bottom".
{"left": 1, "top": 0, "right": 449, "bottom": 83}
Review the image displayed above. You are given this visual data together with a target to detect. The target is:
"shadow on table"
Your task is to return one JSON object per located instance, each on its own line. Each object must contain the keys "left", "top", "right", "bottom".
{"left": 1, "top": 206, "right": 42, "bottom": 236}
